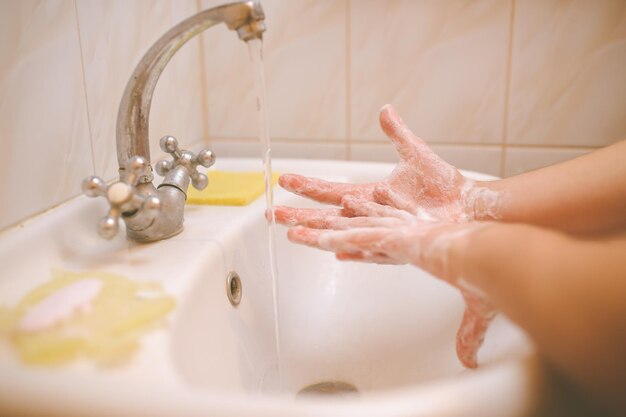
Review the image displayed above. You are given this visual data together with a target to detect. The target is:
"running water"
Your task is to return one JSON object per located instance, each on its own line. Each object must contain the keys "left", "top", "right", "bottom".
{"left": 247, "top": 38, "right": 282, "bottom": 384}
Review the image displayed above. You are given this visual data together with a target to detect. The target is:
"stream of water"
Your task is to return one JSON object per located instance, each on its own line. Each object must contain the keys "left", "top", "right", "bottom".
{"left": 247, "top": 38, "right": 282, "bottom": 385}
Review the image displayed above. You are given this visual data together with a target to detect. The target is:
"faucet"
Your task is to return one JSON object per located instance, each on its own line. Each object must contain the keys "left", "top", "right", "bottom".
{"left": 81, "top": 1, "right": 266, "bottom": 242}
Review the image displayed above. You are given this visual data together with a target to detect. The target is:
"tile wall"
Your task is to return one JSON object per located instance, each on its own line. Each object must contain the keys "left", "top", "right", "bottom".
{"left": 0, "top": 0, "right": 205, "bottom": 230}
{"left": 1, "top": 0, "right": 625, "bottom": 230}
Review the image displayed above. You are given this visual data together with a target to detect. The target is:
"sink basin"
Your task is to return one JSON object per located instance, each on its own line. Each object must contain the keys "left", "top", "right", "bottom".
{"left": 0, "top": 158, "right": 537, "bottom": 417}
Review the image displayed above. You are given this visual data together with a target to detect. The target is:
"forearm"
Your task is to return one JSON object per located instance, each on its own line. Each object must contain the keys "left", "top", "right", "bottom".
{"left": 452, "top": 224, "right": 626, "bottom": 414}
{"left": 477, "top": 140, "right": 626, "bottom": 234}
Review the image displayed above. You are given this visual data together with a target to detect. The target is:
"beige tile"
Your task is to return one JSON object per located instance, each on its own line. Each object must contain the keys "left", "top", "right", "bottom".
{"left": 200, "top": 0, "right": 346, "bottom": 140}
{"left": 150, "top": 1, "right": 206, "bottom": 160}
{"left": 206, "top": 140, "right": 260, "bottom": 159}
{"left": 349, "top": 142, "right": 399, "bottom": 163}
{"left": 507, "top": 0, "right": 626, "bottom": 147}
{"left": 350, "top": 0, "right": 512, "bottom": 144}
{"left": 76, "top": 0, "right": 205, "bottom": 182}
{"left": 0, "top": 0, "right": 92, "bottom": 230}
{"left": 431, "top": 145, "right": 502, "bottom": 177}
{"left": 503, "top": 147, "right": 592, "bottom": 177}
{"left": 350, "top": 143, "right": 501, "bottom": 176}
{"left": 271, "top": 141, "right": 346, "bottom": 160}
{"left": 208, "top": 139, "right": 346, "bottom": 161}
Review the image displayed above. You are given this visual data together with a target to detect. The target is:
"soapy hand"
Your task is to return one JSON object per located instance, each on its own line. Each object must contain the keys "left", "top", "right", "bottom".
{"left": 276, "top": 104, "right": 502, "bottom": 224}
{"left": 284, "top": 199, "right": 496, "bottom": 368}
{"left": 273, "top": 105, "right": 501, "bottom": 368}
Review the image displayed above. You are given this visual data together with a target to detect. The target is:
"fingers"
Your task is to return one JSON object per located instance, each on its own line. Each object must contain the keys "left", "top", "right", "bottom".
{"left": 336, "top": 251, "right": 402, "bottom": 265}
{"left": 279, "top": 174, "right": 375, "bottom": 205}
{"left": 288, "top": 226, "right": 391, "bottom": 254}
{"left": 379, "top": 105, "right": 460, "bottom": 189}
{"left": 379, "top": 104, "right": 430, "bottom": 162}
{"left": 287, "top": 221, "right": 455, "bottom": 266}
{"left": 456, "top": 308, "right": 486, "bottom": 369}
{"left": 311, "top": 216, "right": 403, "bottom": 230}
{"left": 286, "top": 226, "right": 404, "bottom": 265}
{"left": 274, "top": 205, "right": 403, "bottom": 230}
{"left": 273, "top": 206, "right": 344, "bottom": 226}
{"left": 287, "top": 226, "right": 324, "bottom": 248}
{"left": 318, "top": 227, "right": 394, "bottom": 254}
{"left": 287, "top": 226, "right": 407, "bottom": 265}
{"left": 455, "top": 288, "right": 497, "bottom": 369}
{"left": 341, "top": 195, "right": 414, "bottom": 220}
{"left": 372, "top": 183, "right": 421, "bottom": 215}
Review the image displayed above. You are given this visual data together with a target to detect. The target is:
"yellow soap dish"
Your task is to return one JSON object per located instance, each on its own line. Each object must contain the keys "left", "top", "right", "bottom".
{"left": 186, "top": 171, "right": 280, "bottom": 206}
{"left": 0, "top": 270, "right": 175, "bottom": 366}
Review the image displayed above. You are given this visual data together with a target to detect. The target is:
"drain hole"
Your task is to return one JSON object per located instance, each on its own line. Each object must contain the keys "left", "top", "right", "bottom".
{"left": 226, "top": 271, "right": 242, "bottom": 306}
{"left": 297, "top": 381, "right": 359, "bottom": 397}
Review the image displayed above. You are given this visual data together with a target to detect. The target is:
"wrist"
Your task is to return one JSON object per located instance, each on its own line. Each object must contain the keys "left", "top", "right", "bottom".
{"left": 413, "top": 222, "right": 492, "bottom": 284}
{"left": 461, "top": 179, "right": 507, "bottom": 221}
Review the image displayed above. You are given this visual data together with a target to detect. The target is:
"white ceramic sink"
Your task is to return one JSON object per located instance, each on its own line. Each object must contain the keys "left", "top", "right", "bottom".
{"left": 0, "top": 158, "right": 537, "bottom": 417}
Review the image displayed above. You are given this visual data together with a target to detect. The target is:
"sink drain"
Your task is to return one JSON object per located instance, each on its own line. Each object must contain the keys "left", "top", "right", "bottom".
{"left": 297, "top": 381, "right": 359, "bottom": 397}
{"left": 226, "top": 271, "right": 242, "bottom": 306}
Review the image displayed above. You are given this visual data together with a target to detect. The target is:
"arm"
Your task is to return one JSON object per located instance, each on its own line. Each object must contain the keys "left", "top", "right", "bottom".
{"left": 277, "top": 104, "right": 626, "bottom": 235}
{"left": 288, "top": 219, "right": 626, "bottom": 416}
{"left": 275, "top": 104, "right": 626, "bottom": 413}
{"left": 476, "top": 141, "right": 626, "bottom": 234}
{"left": 452, "top": 224, "right": 626, "bottom": 416}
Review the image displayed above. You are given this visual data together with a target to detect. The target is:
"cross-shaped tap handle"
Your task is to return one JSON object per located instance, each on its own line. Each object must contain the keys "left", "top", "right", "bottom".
{"left": 82, "top": 156, "right": 160, "bottom": 239}
{"left": 154, "top": 136, "right": 216, "bottom": 190}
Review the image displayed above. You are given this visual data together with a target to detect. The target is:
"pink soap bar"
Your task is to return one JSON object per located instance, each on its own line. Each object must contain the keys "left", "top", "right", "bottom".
{"left": 19, "top": 279, "right": 103, "bottom": 332}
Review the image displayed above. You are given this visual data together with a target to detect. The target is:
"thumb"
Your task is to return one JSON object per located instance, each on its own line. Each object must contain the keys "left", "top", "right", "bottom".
{"left": 380, "top": 105, "right": 462, "bottom": 189}
{"left": 379, "top": 104, "right": 434, "bottom": 164}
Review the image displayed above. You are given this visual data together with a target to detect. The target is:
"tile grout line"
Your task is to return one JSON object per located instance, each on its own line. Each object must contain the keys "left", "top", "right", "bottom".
{"left": 73, "top": 0, "right": 97, "bottom": 176}
{"left": 206, "top": 137, "right": 600, "bottom": 151}
{"left": 196, "top": 0, "right": 210, "bottom": 147}
{"left": 499, "top": 0, "right": 517, "bottom": 178}
{"left": 345, "top": 0, "right": 352, "bottom": 161}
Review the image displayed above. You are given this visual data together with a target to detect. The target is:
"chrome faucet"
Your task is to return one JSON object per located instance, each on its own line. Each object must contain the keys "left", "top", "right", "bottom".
{"left": 82, "top": 1, "right": 266, "bottom": 242}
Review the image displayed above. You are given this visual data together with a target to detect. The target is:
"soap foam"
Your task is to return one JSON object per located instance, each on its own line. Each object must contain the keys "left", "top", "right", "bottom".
{"left": 461, "top": 180, "right": 504, "bottom": 221}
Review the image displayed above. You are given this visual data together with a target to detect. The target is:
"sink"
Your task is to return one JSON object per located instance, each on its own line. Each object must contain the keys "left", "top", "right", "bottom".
{"left": 0, "top": 158, "right": 538, "bottom": 417}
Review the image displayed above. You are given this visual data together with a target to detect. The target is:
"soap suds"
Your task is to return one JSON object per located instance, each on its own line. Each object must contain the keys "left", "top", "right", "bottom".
{"left": 418, "top": 223, "right": 487, "bottom": 281}
{"left": 461, "top": 180, "right": 504, "bottom": 221}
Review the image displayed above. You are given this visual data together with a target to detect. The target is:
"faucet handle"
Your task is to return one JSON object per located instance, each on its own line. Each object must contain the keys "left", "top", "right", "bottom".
{"left": 82, "top": 156, "right": 160, "bottom": 239}
{"left": 155, "top": 135, "right": 216, "bottom": 190}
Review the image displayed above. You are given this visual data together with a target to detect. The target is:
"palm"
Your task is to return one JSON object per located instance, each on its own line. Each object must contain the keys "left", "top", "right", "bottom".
{"left": 278, "top": 105, "right": 473, "bottom": 222}
{"left": 377, "top": 163, "right": 468, "bottom": 220}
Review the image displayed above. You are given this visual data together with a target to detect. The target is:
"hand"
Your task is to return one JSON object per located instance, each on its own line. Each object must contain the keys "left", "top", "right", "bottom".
{"left": 284, "top": 198, "right": 496, "bottom": 368}
{"left": 276, "top": 104, "right": 503, "bottom": 225}
{"left": 273, "top": 104, "right": 501, "bottom": 368}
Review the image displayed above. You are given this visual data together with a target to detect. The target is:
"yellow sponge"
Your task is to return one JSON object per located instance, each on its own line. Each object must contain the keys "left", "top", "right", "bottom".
{"left": 186, "top": 171, "right": 280, "bottom": 206}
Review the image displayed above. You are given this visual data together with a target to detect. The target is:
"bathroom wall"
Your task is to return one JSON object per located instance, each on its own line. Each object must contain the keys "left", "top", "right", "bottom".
{"left": 201, "top": 0, "right": 626, "bottom": 175}
{"left": 0, "top": 0, "right": 206, "bottom": 230}
{"left": 1, "top": 0, "right": 625, "bottom": 231}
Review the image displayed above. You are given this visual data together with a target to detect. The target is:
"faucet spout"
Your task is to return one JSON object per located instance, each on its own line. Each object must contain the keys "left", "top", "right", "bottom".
{"left": 116, "top": 1, "right": 266, "bottom": 183}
